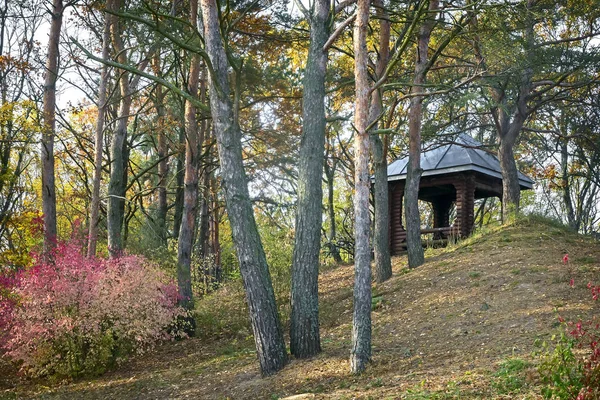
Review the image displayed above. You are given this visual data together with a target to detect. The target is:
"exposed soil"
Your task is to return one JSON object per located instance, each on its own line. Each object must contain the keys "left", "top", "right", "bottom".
{"left": 3, "top": 219, "right": 600, "bottom": 399}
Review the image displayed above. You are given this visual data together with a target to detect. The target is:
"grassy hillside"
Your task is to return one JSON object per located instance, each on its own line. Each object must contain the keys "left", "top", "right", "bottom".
{"left": 3, "top": 217, "right": 600, "bottom": 399}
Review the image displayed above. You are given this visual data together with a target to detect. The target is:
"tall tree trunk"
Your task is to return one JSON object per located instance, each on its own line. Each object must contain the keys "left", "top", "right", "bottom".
{"left": 196, "top": 169, "right": 210, "bottom": 258}
{"left": 371, "top": 0, "right": 391, "bottom": 283}
{"left": 324, "top": 158, "right": 342, "bottom": 263}
{"left": 560, "top": 135, "right": 577, "bottom": 230}
{"left": 200, "top": 0, "right": 287, "bottom": 376}
{"left": 177, "top": 0, "right": 204, "bottom": 310}
{"left": 290, "top": 0, "right": 330, "bottom": 360}
{"left": 88, "top": 5, "right": 111, "bottom": 257}
{"left": 209, "top": 174, "right": 221, "bottom": 278}
{"left": 155, "top": 60, "right": 169, "bottom": 247}
{"left": 475, "top": 0, "right": 534, "bottom": 222}
{"left": 498, "top": 132, "right": 521, "bottom": 221}
{"left": 350, "top": 0, "right": 371, "bottom": 375}
{"left": 107, "top": 1, "right": 131, "bottom": 258}
{"left": 41, "top": 0, "right": 63, "bottom": 255}
{"left": 173, "top": 121, "right": 186, "bottom": 238}
{"left": 496, "top": 62, "right": 530, "bottom": 222}
{"left": 194, "top": 75, "right": 210, "bottom": 260}
{"left": 404, "top": 0, "right": 438, "bottom": 269}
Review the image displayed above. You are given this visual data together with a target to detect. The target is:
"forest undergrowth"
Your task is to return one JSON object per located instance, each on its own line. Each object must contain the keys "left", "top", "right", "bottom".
{"left": 2, "top": 216, "right": 600, "bottom": 399}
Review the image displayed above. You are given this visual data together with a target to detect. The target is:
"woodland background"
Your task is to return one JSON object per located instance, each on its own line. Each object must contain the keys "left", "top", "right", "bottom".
{"left": 1, "top": 0, "right": 600, "bottom": 381}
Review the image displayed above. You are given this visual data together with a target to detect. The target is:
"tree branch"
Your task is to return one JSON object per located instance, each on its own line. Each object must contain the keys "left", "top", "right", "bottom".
{"left": 323, "top": 13, "right": 356, "bottom": 51}
{"left": 72, "top": 37, "right": 210, "bottom": 112}
{"left": 334, "top": 0, "right": 357, "bottom": 14}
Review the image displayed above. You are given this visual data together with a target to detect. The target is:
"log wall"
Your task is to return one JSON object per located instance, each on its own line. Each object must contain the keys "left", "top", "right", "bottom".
{"left": 389, "top": 183, "right": 405, "bottom": 254}
{"left": 453, "top": 174, "right": 476, "bottom": 237}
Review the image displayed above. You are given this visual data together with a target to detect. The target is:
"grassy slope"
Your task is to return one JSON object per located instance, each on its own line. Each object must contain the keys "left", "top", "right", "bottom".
{"left": 3, "top": 217, "right": 600, "bottom": 399}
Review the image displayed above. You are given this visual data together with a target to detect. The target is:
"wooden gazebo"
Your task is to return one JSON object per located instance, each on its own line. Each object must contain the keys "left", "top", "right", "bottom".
{"left": 387, "top": 134, "right": 533, "bottom": 254}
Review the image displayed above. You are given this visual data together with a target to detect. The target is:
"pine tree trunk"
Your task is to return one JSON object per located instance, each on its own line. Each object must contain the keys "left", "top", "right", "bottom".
{"left": 494, "top": 0, "right": 534, "bottom": 222}
{"left": 107, "top": 2, "right": 131, "bottom": 258}
{"left": 177, "top": 0, "right": 203, "bottom": 310}
{"left": 350, "top": 0, "right": 372, "bottom": 375}
{"left": 88, "top": 7, "right": 111, "bottom": 257}
{"left": 498, "top": 135, "right": 521, "bottom": 221}
{"left": 404, "top": 161, "right": 423, "bottom": 267}
{"left": 371, "top": 0, "right": 391, "bottom": 283}
{"left": 372, "top": 134, "right": 391, "bottom": 281}
{"left": 41, "top": 0, "right": 63, "bottom": 256}
{"left": 290, "top": 0, "right": 329, "bottom": 359}
{"left": 404, "top": 0, "right": 438, "bottom": 269}
{"left": 200, "top": 0, "right": 287, "bottom": 376}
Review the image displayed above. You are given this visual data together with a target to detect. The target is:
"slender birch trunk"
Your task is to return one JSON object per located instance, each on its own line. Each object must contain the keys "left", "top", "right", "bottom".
{"left": 88, "top": 3, "right": 112, "bottom": 257}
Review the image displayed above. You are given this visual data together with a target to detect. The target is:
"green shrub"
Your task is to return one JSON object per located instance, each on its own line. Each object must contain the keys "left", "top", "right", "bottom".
{"left": 536, "top": 332, "right": 583, "bottom": 399}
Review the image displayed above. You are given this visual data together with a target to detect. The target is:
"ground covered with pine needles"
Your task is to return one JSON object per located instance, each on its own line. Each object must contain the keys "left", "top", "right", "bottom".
{"left": 2, "top": 217, "right": 600, "bottom": 399}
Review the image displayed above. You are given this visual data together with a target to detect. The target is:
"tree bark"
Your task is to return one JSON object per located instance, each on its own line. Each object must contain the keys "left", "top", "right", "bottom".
{"left": 209, "top": 174, "right": 221, "bottom": 274}
{"left": 290, "top": 0, "right": 330, "bottom": 360}
{"left": 324, "top": 157, "right": 342, "bottom": 263}
{"left": 350, "top": 0, "right": 372, "bottom": 375}
{"left": 560, "top": 135, "right": 577, "bottom": 230}
{"left": 88, "top": 4, "right": 111, "bottom": 257}
{"left": 404, "top": 0, "right": 438, "bottom": 269}
{"left": 496, "top": 62, "right": 530, "bottom": 222}
{"left": 107, "top": 0, "right": 131, "bottom": 258}
{"left": 196, "top": 165, "right": 211, "bottom": 258}
{"left": 177, "top": 1, "right": 205, "bottom": 310}
{"left": 200, "top": 0, "right": 287, "bottom": 376}
{"left": 371, "top": 0, "right": 391, "bottom": 283}
{"left": 41, "top": 0, "right": 63, "bottom": 256}
{"left": 498, "top": 132, "right": 521, "bottom": 221}
{"left": 155, "top": 57, "right": 169, "bottom": 247}
{"left": 196, "top": 121, "right": 213, "bottom": 261}
{"left": 173, "top": 122, "right": 186, "bottom": 239}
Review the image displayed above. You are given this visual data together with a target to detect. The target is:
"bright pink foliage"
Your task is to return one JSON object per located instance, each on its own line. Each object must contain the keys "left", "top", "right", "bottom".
{"left": 0, "top": 270, "right": 19, "bottom": 340}
{"left": 0, "top": 241, "right": 186, "bottom": 377}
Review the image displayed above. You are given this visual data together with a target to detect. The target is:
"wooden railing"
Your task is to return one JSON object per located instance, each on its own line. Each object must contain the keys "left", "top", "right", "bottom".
{"left": 392, "top": 226, "right": 455, "bottom": 252}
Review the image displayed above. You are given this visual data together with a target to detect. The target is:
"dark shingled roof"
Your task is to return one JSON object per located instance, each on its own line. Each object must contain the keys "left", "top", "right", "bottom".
{"left": 387, "top": 134, "right": 534, "bottom": 189}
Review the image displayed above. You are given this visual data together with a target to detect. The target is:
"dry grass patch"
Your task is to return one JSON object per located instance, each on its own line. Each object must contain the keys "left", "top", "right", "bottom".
{"left": 3, "top": 217, "right": 600, "bottom": 399}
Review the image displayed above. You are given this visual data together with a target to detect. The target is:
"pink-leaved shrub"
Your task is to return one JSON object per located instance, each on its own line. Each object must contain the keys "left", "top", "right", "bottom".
{"left": 538, "top": 279, "right": 600, "bottom": 400}
{"left": 0, "top": 241, "right": 187, "bottom": 378}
